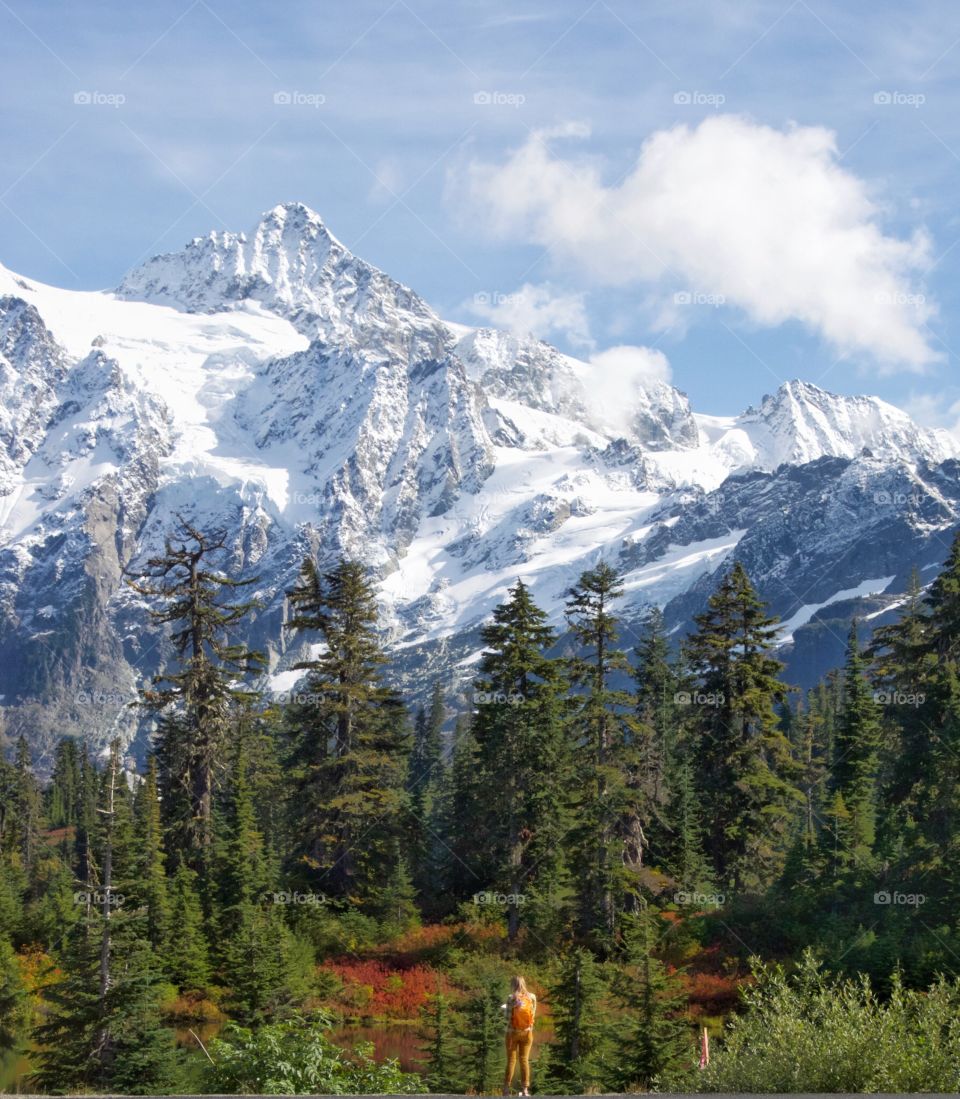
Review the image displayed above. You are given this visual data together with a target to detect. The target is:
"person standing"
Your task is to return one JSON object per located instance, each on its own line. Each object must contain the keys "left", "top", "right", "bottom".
{"left": 502, "top": 975, "right": 537, "bottom": 1096}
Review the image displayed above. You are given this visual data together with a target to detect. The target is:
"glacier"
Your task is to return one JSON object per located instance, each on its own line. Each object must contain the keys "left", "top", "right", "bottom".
{"left": 0, "top": 201, "right": 958, "bottom": 760}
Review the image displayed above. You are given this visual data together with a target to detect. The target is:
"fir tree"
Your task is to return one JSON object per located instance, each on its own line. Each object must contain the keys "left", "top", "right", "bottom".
{"left": 11, "top": 737, "right": 41, "bottom": 872}
{"left": 0, "top": 934, "right": 26, "bottom": 1051}
{"left": 661, "top": 757, "right": 710, "bottom": 891}
{"left": 216, "top": 737, "right": 295, "bottom": 1023}
{"left": 614, "top": 907, "right": 691, "bottom": 1089}
{"left": 685, "top": 562, "right": 800, "bottom": 891}
{"left": 48, "top": 737, "right": 82, "bottom": 828}
{"left": 407, "top": 681, "right": 447, "bottom": 906}
{"left": 166, "top": 861, "right": 211, "bottom": 992}
{"left": 460, "top": 979, "right": 505, "bottom": 1094}
{"left": 831, "top": 624, "right": 882, "bottom": 863}
{"left": 419, "top": 991, "right": 461, "bottom": 1092}
{"left": 634, "top": 607, "right": 683, "bottom": 809}
{"left": 471, "top": 579, "right": 573, "bottom": 942}
{"left": 927, "top": 531, "right": 960, "bottom": 662}
{"left": 127, "top": 520, "right": 264, "bottom": 877}
{"left": 285, "top": 556, "right": 411, "bottom": 905}
{"left": 134, "top": 756, "right": 170, "bottom": 951}
{"left": 409, "top": 680, "right": 445, "bottom": 804}
{"left": 565, "top": 563, "right": 645, "bottom": 947}
{"left": 436, "top": 716, "right": 485, "bottom": 907}
{"left": 32, "top": 742, "right": 182, "bottom": 1094}
{"left": 544, "top": 947, "right": 611, "bottom": 1093}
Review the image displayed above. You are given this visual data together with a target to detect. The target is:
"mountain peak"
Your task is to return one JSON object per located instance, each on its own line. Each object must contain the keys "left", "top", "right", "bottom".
{"left": 114, "top": 202, "right": 355, "bottom": 320}
{"left": 256, "top": 201, "right": 343, "bottom": 248}
{"left": 741, "top": 378, "right": 957, "bottom": 468}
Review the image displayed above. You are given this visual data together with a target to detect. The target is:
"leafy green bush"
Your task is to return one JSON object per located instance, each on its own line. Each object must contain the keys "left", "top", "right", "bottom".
{"left": 202, "top": 1015, "right": 420, "bottom": 1094}
{"left": 661, "top": 950, "right": 960, "bottom": 1093}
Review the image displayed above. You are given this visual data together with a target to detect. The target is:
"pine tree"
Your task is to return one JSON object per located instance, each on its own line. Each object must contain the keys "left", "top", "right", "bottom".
{"left": 216, "top": 736, "right": 295, "bottom": 1024}
{"left": 614, "top": 907, "right": 691, "bottom": 1089}
{"left": 459, "top": 979, "right": 505, "bottom": 1094}
{"left": 544, "top": 947, "right": 611, "bottom": 1093}
{"left": 471, "top": 579, "right": 573, "bottom": 943}
{"left": 32, "top": 741, "right": 182, "bottom": 1093}
{"left": 661, "top": 757, "right": 710, "bottom": 890}
{"left": 127, "top": 520, "right": 264, "bottom": 878}
{"left": 565, "top": 563, "right": 645, "bottom": 948}
{"left": 407, "top": 682, "right": 448, "bottom": 906}
{"left": 377, "top": 846, "right": 419, "bottom": 932}
{"left": 436, "top": 716, "right": 485, "bottom": 906}
{"left": 780, "top": 695, "right": 830, "bottom": 896}
{"left": 285, "top": 556, "right": 411, "bottom": 905}
{"left": 685, "top": 562, "right": 800, "bottom": 891}
{"left": 134, "top": 756, "right": 170, "bottom": 951}
{"left": 927, "top": 531, "right": 960, "bottom": 662}
{"left": 48, "top": 737, "right": 82, "bottom": 828}
{"left": 409, "top": 680, "right": 445, "bottom": 805}
{"left": 167, "top": 861, "right": 211, "bottom": 992}
{"left": 419, "top": 991, "right": 461, "bottom": 1092}
{"left": 11, "top": 737, "right": 41, "bottom": 872}
{"left": 73, "top": 741, "right": 99, "bottom": 899}
{"left": 831, "top": 624, "right": 882, "bottom": 864}
{"left": 634, "top": 607, "right": 683, "bottom": 807}
{"left": 0, "top": 934, "right": 26, "bottom": 1051}
{"left": 0, "top": 856, "right": 23, "bottom": 941}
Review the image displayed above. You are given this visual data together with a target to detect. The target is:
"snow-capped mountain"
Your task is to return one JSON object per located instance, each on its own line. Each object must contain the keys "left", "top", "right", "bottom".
{"left": 1, "top": 203, "right": 958, "bottom": 761}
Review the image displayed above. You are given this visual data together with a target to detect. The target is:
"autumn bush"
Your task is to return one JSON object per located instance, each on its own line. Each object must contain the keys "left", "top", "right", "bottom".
{"left": 320, "top": 959, "right": 452, "bottom": 1021}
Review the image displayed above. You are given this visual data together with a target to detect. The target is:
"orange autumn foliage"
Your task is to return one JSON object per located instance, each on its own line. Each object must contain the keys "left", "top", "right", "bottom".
{"left": 321, "top": 959, "right": 452, "bottom": 1020}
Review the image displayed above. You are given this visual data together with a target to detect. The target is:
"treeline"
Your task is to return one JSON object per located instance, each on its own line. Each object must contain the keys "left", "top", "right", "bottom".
{"left": 2, "top": 519, "right": 960, "bottom": 1093}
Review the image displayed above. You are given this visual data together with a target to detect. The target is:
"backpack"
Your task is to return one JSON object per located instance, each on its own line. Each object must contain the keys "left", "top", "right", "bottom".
{"left": 510, "top": 992, "right": 534, "bottom": 1029}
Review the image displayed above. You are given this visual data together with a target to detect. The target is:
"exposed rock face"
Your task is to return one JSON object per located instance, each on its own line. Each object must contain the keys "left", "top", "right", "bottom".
{"left": 1, "top": 205, "right": 957, "bottom": 764}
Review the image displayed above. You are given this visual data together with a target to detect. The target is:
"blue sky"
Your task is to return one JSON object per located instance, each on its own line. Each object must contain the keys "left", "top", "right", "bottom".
{"left": 1, "top": 0, "right": 959, "bottom": 422}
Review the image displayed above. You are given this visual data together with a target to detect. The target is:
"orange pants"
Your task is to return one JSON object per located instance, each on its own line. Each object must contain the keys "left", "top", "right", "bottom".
{"left": 504, "top": 1027, "right": 534, "bottom": 1091}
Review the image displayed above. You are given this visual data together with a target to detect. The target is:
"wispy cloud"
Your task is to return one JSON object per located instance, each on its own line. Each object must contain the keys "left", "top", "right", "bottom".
{"left": 455, "top": 115, "right": 939, "bottom": 371}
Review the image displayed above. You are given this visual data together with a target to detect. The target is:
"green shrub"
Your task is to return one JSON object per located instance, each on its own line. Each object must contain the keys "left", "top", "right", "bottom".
{"left": 202, "top": 1015, "right": 420, "bottom": 1094}
{"left": 661, "top": 950, "right": 960, "bottom": 1093}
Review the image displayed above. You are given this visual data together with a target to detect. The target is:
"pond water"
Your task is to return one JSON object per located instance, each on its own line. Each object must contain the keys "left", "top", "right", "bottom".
{"left": 1, "top": 1019, "right": 553, "bottom": 1089}
{"left": 2, "top": 1021, "right": 430, "bottom": 1090}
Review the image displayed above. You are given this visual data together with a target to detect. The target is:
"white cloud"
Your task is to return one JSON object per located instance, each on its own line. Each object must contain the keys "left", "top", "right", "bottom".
{"left": 589, "top": 344, "right": 672, "bottom": 386}
{"left": 457, "top": 115, "right": 937, "bottom": 371}
{"left": 586, "top": 344, "right": 674, "bottom": 436}
{"left": 904, "top": 391, "right": 960, "bottom": 442}
{"left": 467, "top": 281, "right": 591, "bottom": 346}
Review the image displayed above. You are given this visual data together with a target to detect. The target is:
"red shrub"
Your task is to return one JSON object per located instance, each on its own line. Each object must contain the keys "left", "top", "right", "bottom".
{"left": 682, "top": 970, "right": 743, "bottom": 1014}
{"left": 321, "top": 959, "right": 452, "bottom": 1021}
